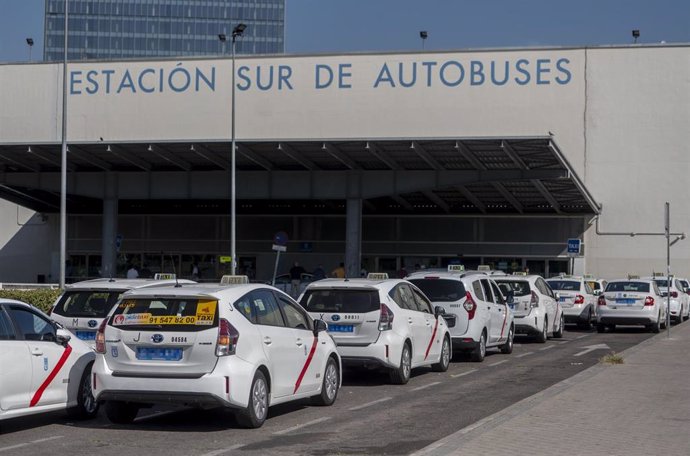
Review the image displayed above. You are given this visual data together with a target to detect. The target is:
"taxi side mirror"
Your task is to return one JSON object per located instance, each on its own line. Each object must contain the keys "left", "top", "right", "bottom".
{"left": 55, "top": 328, "right": 71, "bottom": 347}
{"left": 554, "top": 292, "right": 561, "bottom": 300}
{"left": 313, "top": 319, "right": 328, "bottom": 336}
{"left": 434, "top": 306, "right": 446, "bottom": 317}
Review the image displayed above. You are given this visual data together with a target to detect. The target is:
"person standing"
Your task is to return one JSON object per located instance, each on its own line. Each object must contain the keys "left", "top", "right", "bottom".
{"left": 331, "top": 262, "right": 346, "bottom": 278}
{"left": 289, "top": 261, "right": 306, "bottom": 297}
{"left": 126, "top": 264, "right": 139, "bottom": 279}
{"left": 312, "top": 264, "right": 326, "bottom": 281}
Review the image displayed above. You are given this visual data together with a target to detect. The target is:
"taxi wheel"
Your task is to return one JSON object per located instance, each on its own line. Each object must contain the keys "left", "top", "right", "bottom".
{"left": 553, "top": 314, "right": 565, "bottom": 339}
{"left": 578, "top": 310, "right": 593, "bottom": 330}
{"left": 312, "top": 357, "right": 340, "bottom": 406}
{"left": 470, "top": 331, "right": 486, "bottom": 362}
{"left": 596, "top": 324, "right": 606, "bottom": 333}
{"left": 389, "top": 342, "right": 412, "bottom": 384}
{"left": 432, "top": 336, "right": 451, "bottom": 371}
{"left": 66, "top": 363, "right": 99, "bottom": 420}
{"left": 500, "top": 326, "right": 514, "bottom": 354}
{"left": 535, "top": 317, "right": 548, "bottom": 343}
{"left": 236, "top": 371, "right": 269, "bottom": 428}
{"left": 105, "top": 401, "right": 139, "bottom": 424}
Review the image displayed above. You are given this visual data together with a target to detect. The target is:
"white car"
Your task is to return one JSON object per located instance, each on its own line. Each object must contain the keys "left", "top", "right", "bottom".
{"left": 495, "top": 274, "right": 564, "bottom": 342}
{"left": 50, "top": 275, "right": 195, "bottom": 348}
{"left": 584, "top": 276, "right": 608, "bottom": 297}
{"left": 596, "top": 279, "right": 667, "bottom": 333}
{"left": 0, "top": 299, "right": 98, "bottom": 422}
{"left": 642, "top": 276, "right": 689, "bottom": 324}
{"left": 545, "top": 276, "right": 597, "bottom": 328}
{"left": 298, "top": 274, "right": 451, "bottom": 384}
{"left": 92, "top": 277, "right": 341, "bottom": 428}
{"left": 676, "top": 277, "right": 690, "bottom": 321}
{"left": 406, "top": 268, "right": 514, "bottom": 362}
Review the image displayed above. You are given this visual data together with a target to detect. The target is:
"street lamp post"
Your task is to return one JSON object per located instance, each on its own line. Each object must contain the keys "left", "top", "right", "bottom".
{"left": 229, "top": 24, "right": 246, "bottom": 275}
{"left": 59, "top": 0, "right": 69, "bottom": 288}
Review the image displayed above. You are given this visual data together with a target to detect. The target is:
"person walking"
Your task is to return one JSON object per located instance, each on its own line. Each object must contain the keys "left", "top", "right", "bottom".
{"left": 289, "top": 261, "right": 306, "bottom": 297}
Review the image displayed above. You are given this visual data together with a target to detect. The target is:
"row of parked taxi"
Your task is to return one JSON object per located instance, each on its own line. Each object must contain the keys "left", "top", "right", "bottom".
{"left": 1, "top": 268, "right": 686, "bottom": 428}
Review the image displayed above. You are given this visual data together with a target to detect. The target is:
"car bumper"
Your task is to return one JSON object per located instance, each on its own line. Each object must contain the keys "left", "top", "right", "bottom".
{"left": 513, "top": 309, "right": 542, "bottom": 334}
{"left": 597, "top": 308, "right": 658, "bottom": 326}
{"left": 92, "top": 355, "right": 255, "bottom": 409}
{"left": 337, "top": 332, "right": 404, "bottom": 370}
{"left": 562, "top": 304, "right": 591, "bottom": 323}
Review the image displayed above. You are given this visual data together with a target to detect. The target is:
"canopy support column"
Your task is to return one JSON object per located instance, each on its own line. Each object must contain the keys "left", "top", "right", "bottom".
{"left": 345, "top": 198, "right": 362, "bottom": 278}
{"left": 101, "top": 173, "right": 118, "bottom": 278}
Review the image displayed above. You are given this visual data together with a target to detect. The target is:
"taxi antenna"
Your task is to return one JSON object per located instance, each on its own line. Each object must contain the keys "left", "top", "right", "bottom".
{"left": 167, "top": 253, "right": 181, "bottom": 288}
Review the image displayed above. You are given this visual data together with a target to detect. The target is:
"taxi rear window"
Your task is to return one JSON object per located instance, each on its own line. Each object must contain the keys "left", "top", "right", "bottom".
{"left": 53, "top": 291, "right": 122, "bottom": 318}
{"left": 109, "top": 298, "right": 218, "bottom": 331}
{"left": 299, "top": 289, "right": 379, "bottom": 313}
{"left": 546, "top": 280, "right": 580, "bottom": 291}
{"left": 605, "top": 282, "right": 650, "bottom": 293}
{"left": 408, "top": 279, "right": 466, "bottom": 302}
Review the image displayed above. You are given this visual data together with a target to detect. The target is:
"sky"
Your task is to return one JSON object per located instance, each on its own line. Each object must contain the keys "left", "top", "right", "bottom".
{"left": 0, "top": 0, "right": 689, "bottom": 62}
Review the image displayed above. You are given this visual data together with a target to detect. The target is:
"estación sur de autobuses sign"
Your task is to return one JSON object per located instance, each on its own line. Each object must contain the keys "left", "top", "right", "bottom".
{"left": 68, "top": 56, "right": 574, "bottom": 96}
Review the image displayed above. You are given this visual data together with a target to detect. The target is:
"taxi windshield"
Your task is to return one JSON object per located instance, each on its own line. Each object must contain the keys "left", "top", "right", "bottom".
{"left": 546, "top": 280, "right": 580, "bottom": 291}
{"left": 654, "top": 279, "right": 670, "bottom": 288}
{"left": 53, "top": 291, "right": 122, "bottom": 318}
{"left": 605, "top": 282, "right": 650, "bottom": 293}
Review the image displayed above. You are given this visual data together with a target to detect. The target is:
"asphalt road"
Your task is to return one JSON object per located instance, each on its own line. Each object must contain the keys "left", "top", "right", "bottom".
{"left": 0, "top": 325, "right": 657, "bottom": 456}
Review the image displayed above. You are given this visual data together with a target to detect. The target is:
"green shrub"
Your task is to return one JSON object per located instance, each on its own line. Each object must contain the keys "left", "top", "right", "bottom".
{"left": 0, "top": 289, "right": 62, "bottom": 313}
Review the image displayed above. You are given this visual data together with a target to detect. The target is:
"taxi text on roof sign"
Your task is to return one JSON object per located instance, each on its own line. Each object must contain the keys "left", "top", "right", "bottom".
{"left": 447, "top": 264, "right": 465, "bottom": 272}
{"left": 154, "top": 273, "right": 176, "bottom": 280}
{"left": 477, "top": 265, "right": 491, "bottom": 272}
{"left": 220, "top": 275, "right": 249, "bottom": 285}
{"left": 367, "top": 273, "right": 389, "bottom": 280}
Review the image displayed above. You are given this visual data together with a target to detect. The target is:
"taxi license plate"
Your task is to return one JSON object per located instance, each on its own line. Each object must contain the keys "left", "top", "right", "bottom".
{"left": 328, "top": 324, "right": 354, "bottom": 333}
{"left": 559, "top": 297, "right": 567, "bottom": 302}
{"left": 136, "top": 347, "right": 183, "bottom": 361}
{"left": 76, "top": 330, "right": 96, "bottom": 341}
{"left": 508, "top": 303, "right": 516, "bottom": 310}
{"left": 615, "top": 299, "right": 635, "bottom": 304}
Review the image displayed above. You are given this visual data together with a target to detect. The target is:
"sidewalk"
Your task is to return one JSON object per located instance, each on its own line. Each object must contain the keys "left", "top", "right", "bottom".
{"left": 415, "top": 323, "right": 690, "bottom": 456}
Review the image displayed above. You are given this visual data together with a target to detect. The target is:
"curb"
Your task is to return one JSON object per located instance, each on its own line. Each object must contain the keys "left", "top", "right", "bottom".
{"left": 411, "top": 324, "right": 683, "bottom": 456}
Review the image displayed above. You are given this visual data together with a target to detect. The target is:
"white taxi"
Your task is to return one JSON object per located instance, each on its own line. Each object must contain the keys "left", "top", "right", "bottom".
{"left": 298, "top": 273, "right": 451, "bottom": 384}
{"left": 0, "top": 299, "right": 98, "bottom": 422}
{"left": 676, "top": 277, "right": 690, "bottom": 321}
{"left": 495, "top": 274, "right": 564, "bottom": 342}
{"left": 596, "top": 279, "right": 667, "bottom": 333}
{"left": 545, "top": 276, "right": 597, "bottom": 328}
{"left": 50, "top": 274, "right": 195, "bottom": 348}
{"left": 406, "top": 266, "right": 514, "bottom": 362}
{"left": 92, "top": 277, "right": 341, "bottom": 428}
{"left": 642, "top": 275, "right": 689, "bottom": 324}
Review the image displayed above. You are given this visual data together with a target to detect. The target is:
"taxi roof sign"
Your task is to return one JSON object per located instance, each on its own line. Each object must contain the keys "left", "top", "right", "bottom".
{"left": 477, "top": 265, "right": 491, "bottom": 272}
{"left": 154, "top": 273, "right": 176, "bottom": 280}
{"left": 220, "top": 275, "right": 249, "bottom": 285}
{"left": 513, "top": 272, "right": 528, "bottom": 276}
{"left": 627, "top": 274, "right": 640, "bottom": 280}
{"left": 367, "top": 272, "right": 389, "bottom": 280}
{"left": 447, "top": 264, "right": 465, "bottom": 272}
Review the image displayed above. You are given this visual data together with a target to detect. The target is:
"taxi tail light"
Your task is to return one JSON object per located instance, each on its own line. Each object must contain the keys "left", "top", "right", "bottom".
{"left": 378, "top": 304, "right": 394, "bottom": 331}
{"left": 574, "top": 294, "right": 585, "bottom": 305}
{"left": 95, "top": 319, "right": 107, "bottom": 354}
{"left": 598, "top": 296, "right": 607, "bottom": 306}
{"left": 530, "top": 291, "right": 539, "bottom": 308}
{"left": 671, "top": 291, "right": 679, "bottom": 298}
{"left": 463, "top": 292, "right": 477, "bottom": 320}
{"left": 216, "top": 319, "right": 239, "bottom": 357}
{"left": 644, "top": 296, "right": 655, "bottom": 307}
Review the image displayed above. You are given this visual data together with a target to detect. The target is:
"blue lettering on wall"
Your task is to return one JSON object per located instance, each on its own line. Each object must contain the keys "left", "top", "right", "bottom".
{"left": 555, "top": 58, "right": 572, "bottom": 85}
{"left": 195, "top": 67, "right": 215, "bottom": 91}
{"left": 85, "top": 70, "right": 99, "bottom": 94}
{"left": 536, "top": 59, "right": 551, "bottom": 85}
{"left": 421, "top": 61, "right": 437, "bottom": 87}
{"left": 138, "top": 68, "right": 155, "bottom": 93}
{"left": 439, "top": 61, "right": 465, "bottom": 87}
{"left": 117, "top": 70, "right": 136, "bottom": 93}
{"left": 338, "top": 64, "right": 352, "bottom": 89}
{"left": 470, "top": 61, "right": 485, "bottom": 86}
{"left": 315, "top": 64, "right": 333, "bottom": 89}
{"left": 373, "top": 63, "right": 395, "bottom": 88}
{"left": 514, "top": 59, "right": 531, "bottom": 85}
{"left": 70, "top": 71, "right": 82, "bottom": 95}
{"left": 398, "top": 62, "right": 416, "bottom": 88}
{"left": 490, "top": 61, "right": 509, "bottom": 86}
{"left": 237, "top": 66, "right": 251, "bottom": 91}
{"left": 279, "top": 65, "right": 293, "bottom": 90}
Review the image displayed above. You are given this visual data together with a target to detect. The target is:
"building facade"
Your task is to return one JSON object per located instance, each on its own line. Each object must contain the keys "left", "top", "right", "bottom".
{"left": 44, "top": 0, "right": 285, "bottom": 61}
{"left": 1, "top": 44, "right": 688, "bottom": 283}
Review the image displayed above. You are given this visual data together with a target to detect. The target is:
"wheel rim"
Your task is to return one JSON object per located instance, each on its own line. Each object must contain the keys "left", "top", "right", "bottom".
{"left": 82, "top": 376, "right": 96, "bottom": 414}
{"left": 252, "top": 378, "right": 268, "bottom": 420}
{"left": 508, "top": 327, "right": 514, "bottom": 349}
{"left": 543, "top": 318, "right": 548, "bottom": 339}
{"left": 441, "top": 338, "right": 450, "bottom": 367}
{"left": 560, "top": 315, "right": 564, "bottom": 332}
{"left": 324, "top": 362, "right": 338, "bottom": 400}
{"left": 479, "top": 333, "right": 486, "bottom": 358}
{"left": 402, "top": 346, "right": 411, "bottom": 379}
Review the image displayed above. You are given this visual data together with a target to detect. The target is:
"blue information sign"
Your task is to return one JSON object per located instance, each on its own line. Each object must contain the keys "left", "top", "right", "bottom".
{"left": 567, "top": 238, "right": 581, "bottom": 255}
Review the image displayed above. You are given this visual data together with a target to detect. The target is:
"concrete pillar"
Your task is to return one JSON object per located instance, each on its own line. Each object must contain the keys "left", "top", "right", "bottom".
{"left": 345, "top": 198, "right": 362, "bottom": 278}
{"left": 101, "top": 173, "right": 118, "bottom": 278}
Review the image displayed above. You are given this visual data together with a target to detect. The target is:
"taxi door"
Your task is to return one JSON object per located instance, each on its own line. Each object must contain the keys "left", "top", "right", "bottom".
{"left": 8, "top": 306, "right": 70, "bottom": 407}
{"left": 411, "top": 287, "right": 441, "bottom": 362}
{"left": 248, "top": 289, "right": 303, "bottom": 398}
{"left": 0, "top": 306, "right": 32, "bottom": 411}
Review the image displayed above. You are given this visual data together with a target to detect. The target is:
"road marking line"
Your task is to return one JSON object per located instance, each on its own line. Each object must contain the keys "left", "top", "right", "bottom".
{"left": 488, "top": 360, "right": 508, "bottom": 367}
{"left": 0, "top": 436, "right": 63, "bottom": 453}
{"left": 200, "top": 444, "right": 246, "bottom": 456}
{"left": 273, "top": 417, "right": 331, "bottom": 435}
{"left": 134, "top": 410, "right": 177, "bottom": 422}
{"left": 539, "top": 345, "right": 555, "bottom": 351}
{"left": 575, "top": 334, "right": 591, "bottom": 340}
{"left": 348, "top": 397, "right": 393, "bottom": 411}
{"left": 411, "top": 381, "right": 442, "bottom": 391}
{"left": 515, "top": 351, "right": 533, "bottom": 358}
{"left": 451, "top": 369, "right": 477, "bottom": 378}
{"left": 557, "top": 340, "right": 569, "bottom": 344}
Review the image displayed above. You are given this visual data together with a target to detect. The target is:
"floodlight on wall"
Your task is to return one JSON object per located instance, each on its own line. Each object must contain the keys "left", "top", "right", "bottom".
{"left": 419, "top": 30, "right": 428, "bottom": 50}
{"left": 218, "top": 34, "right": 227, "bottom": 42}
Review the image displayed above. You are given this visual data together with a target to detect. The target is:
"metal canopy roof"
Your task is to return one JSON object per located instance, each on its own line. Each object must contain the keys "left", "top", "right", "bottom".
{"left": 0, "top": 137, "right": 599, "bottom": 216}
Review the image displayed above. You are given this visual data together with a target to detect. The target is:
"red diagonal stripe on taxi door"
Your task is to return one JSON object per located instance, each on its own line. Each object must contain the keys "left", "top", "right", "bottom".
{"left": 294, "top": 336, "right": 318, "bottom": 394}
{"left": 424, "top": 318, "right": 439, "bottom": 360}
{"left": 30, "top": 344, "right": 73, "bottom": 407}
